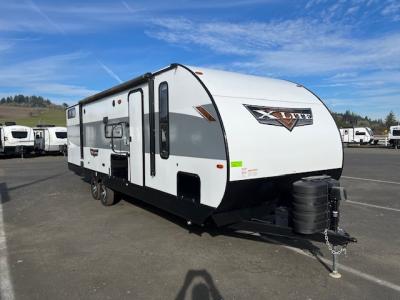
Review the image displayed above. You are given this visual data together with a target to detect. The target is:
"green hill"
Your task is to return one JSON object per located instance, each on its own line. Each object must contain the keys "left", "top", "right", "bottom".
{"left": 0, "top": 106, "right": 66, "bottom": 127}
{"left": 0, "top": 94, "right": 66, "bottom": 127}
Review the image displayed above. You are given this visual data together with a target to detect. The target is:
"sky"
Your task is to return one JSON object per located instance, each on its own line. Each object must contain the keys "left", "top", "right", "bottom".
{"left": 0, "top": 0, "right": 399, "bottom": 119}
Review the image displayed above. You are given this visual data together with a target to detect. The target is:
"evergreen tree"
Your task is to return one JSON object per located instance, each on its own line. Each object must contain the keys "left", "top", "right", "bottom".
{"left": 385, "top": 111, "right": 397, "bottom": 127}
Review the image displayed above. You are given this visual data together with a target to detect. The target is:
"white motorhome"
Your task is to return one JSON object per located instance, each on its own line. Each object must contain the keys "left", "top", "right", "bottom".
{"left": 67, "top": 64, "right": 355, "bottom": 261}
{"left": 0, "top": 122, "right": 34, "bottom": 155}
{"left": 34, "top": 125, "right": 67, "bottom": 154}
{"left": 389, "top": 125, "right": 400, "bottom": 149}
{"left": 340, "top": 127, "right": 374, "bottom": 144}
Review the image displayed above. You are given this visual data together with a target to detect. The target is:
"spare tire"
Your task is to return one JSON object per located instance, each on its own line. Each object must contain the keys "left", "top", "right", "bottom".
{"left": 292, "top": 179, "right": 329, "bottom": 234}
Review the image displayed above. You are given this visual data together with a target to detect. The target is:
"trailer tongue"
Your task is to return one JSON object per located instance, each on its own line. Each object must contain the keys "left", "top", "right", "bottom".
{"left": 213, "top": 175, "right": 357, "bottom": 278}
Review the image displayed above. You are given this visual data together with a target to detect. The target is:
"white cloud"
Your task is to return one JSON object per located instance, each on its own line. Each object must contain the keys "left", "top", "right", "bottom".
{"left": 381, "top": 1, "right": 400, "bottom": 21}
{"left": 0, "top": 52, "right": 97, "bottom": 102}
{"left": 147, "top": 18, "right": 400, "bottom": 75}
{"left": 0, "top": 41, "right": 13, "bottom": 52}
{"left": 0, "top": 0, "right": 279, "bottom": 35}
{"left": 0, "top": 1, "right": 141, "bottom": 34}
{"left": 28, "top": 0, "right": 66, "bottom": 34}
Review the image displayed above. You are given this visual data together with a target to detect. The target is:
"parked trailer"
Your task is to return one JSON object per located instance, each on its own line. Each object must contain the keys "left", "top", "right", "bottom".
{"left": 34, "top": 125, "right": 67, "bottom": 154}
{"left": 389, "top": 125, "right": 400, "bottom": 149}
{"left": 340, "top": 127, "right": 375, "bottom": 145}
{"left": 67, "top": 64, "right": 356, "bottom": 276}
{"left": 0, "top": 122, "right": 34, "bottom": 155}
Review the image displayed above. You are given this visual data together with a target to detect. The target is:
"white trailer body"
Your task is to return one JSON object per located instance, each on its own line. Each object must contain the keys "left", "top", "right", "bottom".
{"left": 34, "top": 126, "right": 67, "bottom": 153}
{"left": 67, "top": 64, "right": 348, "bottom": 230}
{"left": 340, "top": 127, "right": 374, "bottom": 144}
{"left": 389, "top": 125, "right": 400, "bottom": 148}
{"left": 0, "top": 123, "right": 34, "bottom": 155}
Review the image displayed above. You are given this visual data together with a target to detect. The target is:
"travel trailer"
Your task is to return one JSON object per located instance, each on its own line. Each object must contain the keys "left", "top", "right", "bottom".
{"left": 0, "top": 122, "right": 34, "bottom": 155}
{"left": 67, "top": 64, "right": 355, "bottom": 274}
{"left": 389, "top": 125, "right": 400, "bottom": 149}
{"left": 34, "top": 125, "right": 67, "bottom": 154}
{"left": 340, "top": 127, "right": 374, "bottom": 144}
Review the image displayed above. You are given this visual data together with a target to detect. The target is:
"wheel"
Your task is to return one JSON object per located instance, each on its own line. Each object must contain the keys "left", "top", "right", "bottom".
{"left": 99, "top": 184, "right": 119, "bottom": 206}
{"left": 90, "top": 177, "right": 100, "bottom": 200}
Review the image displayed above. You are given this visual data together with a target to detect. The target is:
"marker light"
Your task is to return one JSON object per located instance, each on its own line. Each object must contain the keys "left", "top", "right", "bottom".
{"left": 216, "top": 164, "right": 224, "bottom": 169}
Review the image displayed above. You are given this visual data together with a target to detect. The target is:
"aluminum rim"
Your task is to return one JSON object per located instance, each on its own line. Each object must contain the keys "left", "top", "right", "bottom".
{"left": 100, "top": 185, "right": 107, "bottom": 202}
{"left": 91, "top": 183, "right": 98, "bottom": 195}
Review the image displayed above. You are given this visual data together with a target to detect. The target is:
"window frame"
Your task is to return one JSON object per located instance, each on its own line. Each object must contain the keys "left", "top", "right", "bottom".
{"left": 11, "top": 131, "right": 28, "bottom": 139}
{"left": 105, "top": 123, "right": 123, "bottom": 139}
{"left": 158, "top": 81, "right": 170, "bottom": 159}
{"left": 55, "top": 132, "right": 67, "bottom": 139}
{"left": 67, "top": 107, "right": 76, "bottom": 119}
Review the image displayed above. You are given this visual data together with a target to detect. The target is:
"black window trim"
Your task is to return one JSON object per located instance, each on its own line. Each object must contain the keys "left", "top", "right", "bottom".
{"left": 55, "top": 131, "right": 67, "bottom": 139}
{"left": 11, "top": 131, "right": 28, "bottom": 139}
{"left": 67, "top": 107, "right": 76, "bottom": 119}
{"left": 104, "top": 123, "right": 124, "bottom": 139}
{"left": 158, "top": 81, "right": 170, "bottom": 159}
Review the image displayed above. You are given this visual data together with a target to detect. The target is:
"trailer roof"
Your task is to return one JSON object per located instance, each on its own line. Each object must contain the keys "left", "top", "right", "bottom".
{"left": 185, "top": 66, "right": 321, "bottom": 104}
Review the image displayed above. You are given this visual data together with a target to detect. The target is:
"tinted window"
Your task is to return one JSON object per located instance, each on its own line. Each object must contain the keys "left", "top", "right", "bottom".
{"left": 355, "top": 131, "right": 366, "bottom": 135}
{"left": 393, "top": 130, "right": 400, "bottom": 136}
{"left": 12, "top": 131, "right": 28, "bottom": 139}
{"left": 159, "top": 82, "right": 169, "bottom": 159}
{"left": 55, "top": 132, "right": 67, "bottom": 139}
{"left": 67, "top": 107, "right": 76, "bottom": 119}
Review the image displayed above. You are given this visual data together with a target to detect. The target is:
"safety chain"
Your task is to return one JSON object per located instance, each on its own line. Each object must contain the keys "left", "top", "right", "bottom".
{"left": 324, "top": 229, "right": 347, "bottom": 255}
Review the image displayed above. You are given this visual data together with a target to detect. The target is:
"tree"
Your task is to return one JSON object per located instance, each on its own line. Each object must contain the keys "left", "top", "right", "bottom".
{"left": 357, "top": 119, "right": 370, "bottom": 127}
{"left": 62, "top": 103, "right": 68, "bottom": 108}
{"left": 385, "top": 111, "right": 397, "bottom": 128}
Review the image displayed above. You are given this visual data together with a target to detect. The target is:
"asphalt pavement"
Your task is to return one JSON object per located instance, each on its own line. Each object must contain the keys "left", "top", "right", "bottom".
{"left": 0, "top": 148, "right": 399, "bottom": 299}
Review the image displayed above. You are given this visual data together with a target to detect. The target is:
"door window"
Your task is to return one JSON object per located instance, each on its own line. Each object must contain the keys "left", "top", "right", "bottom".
{"left": 159, "top": 82, "right": 169, "bottom": 159}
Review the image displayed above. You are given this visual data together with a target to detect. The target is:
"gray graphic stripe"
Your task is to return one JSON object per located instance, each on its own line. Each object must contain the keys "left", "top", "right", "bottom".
{"left": 69, "top": 112, "right": 226, "bottom": 160}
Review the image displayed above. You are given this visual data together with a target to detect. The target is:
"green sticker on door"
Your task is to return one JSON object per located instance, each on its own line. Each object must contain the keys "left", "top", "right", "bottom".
{"left": 231, "top": 161, "right": 243, "bottom": 168}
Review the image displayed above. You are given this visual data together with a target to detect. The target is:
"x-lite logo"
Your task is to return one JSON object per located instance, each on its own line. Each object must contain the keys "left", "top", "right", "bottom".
{"left": 244, "top": 104, "right": 313, "bottom": 131}
{"left": 254, "top": 110, "right": 312, "bottom": 121}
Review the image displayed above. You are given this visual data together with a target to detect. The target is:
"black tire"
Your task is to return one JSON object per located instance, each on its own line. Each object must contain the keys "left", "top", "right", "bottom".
{"left": 90, "top": 178, "right": 100, "bottom": 200}
{"left": 99, "top": 184, "right": 119, "bottom": 206}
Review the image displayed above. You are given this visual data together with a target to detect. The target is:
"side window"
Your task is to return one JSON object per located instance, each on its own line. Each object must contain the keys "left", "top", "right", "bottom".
{"left": 67, "top": 107, "right": 76, "bottom": 119}
{"left": 105, "top": 124, "right": 123, "bottom": 138}
{"left": 159, "top": 82, "right": 169, "bottom": 159}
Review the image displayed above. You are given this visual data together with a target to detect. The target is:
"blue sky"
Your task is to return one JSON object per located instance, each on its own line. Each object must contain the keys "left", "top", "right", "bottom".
{"left": 0, "top": 0, "right": 399, "bottom": 119}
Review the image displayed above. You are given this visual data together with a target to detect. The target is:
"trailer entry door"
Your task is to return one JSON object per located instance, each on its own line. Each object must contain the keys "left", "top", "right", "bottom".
{"left": 128, "top": 89, "right": 144, "bottom": 186}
